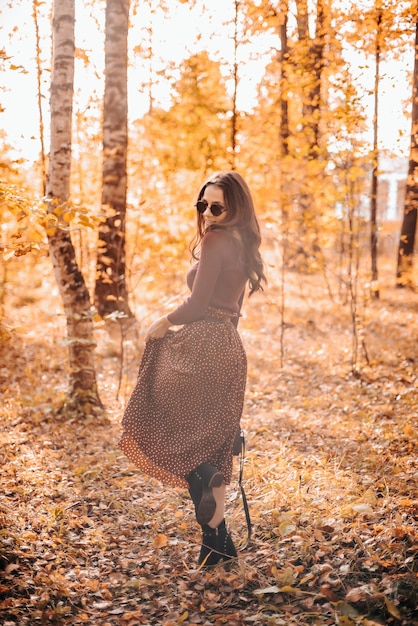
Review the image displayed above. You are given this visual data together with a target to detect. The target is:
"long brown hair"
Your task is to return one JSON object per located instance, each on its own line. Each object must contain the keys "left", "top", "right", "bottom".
{"left": 191, "top": 171, "right": 266, "bottom": 295}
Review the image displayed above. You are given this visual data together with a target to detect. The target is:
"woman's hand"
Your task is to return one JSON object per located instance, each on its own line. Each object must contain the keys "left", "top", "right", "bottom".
{"left": 145, "top": 315, "right": 173, "bottom": 341}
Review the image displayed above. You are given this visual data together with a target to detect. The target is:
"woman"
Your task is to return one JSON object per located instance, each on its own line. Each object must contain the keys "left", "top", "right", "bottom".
{"left": 119, "top": 171, "right": 265, "bottom": 568}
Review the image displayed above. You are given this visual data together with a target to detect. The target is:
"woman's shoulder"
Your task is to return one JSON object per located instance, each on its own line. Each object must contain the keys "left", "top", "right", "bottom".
{"left": 202, "top": 227, "right": 228, "bottom": 248}
{"left": 204, "top": 227, "right": 242, "bottom": 245}
{"left": 201, "top": 228, "right": 242, "bottom": 260}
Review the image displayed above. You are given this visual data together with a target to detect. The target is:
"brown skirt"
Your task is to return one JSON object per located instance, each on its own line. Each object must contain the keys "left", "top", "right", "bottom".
{"left": 119, "top": 310, "right": 247, "bottom": 488}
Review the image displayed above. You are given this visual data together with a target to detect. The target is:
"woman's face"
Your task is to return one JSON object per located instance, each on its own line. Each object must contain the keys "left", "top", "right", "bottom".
{"left": 200, "top": 184, "right": 227, "bottom": 227}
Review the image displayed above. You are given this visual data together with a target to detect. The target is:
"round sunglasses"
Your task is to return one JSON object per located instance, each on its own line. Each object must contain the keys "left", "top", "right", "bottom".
{"left": 195, "top": 200, "right": 227, "bottom": 217}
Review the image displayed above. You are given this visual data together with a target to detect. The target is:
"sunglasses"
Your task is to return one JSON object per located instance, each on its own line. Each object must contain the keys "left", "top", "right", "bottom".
{"left": 195, "top": 200, "right": 227, "bottom": 217}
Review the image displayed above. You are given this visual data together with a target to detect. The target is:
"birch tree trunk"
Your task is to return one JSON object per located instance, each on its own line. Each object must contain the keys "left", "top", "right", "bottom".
{"left": 396, "top": 18, "right": 418, "bottom": 288}
{"left": 47, "top": 0, "right": 102, "bottom": 416}
{"left": 95, "top": 0, "right": 133, "bottom": 323}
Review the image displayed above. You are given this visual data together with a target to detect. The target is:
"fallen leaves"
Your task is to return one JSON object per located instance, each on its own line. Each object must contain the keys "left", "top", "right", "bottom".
{"left": 152, "top": 533, "right": 169, "bottom": 549}
{"left": 340, "top": 489, "right": 378, "bottom": 519}
{"left": 1, "top": 262, "right": 418, "bottom": 625}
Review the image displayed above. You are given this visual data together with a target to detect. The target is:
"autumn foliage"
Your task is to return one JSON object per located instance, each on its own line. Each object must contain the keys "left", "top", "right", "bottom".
{"left": 1, "top": 0, "right": 418, "bottom": 624}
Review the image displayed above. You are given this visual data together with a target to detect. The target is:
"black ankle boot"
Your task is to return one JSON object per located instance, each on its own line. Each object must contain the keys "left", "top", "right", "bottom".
{"left": 187, "top": 463, "right": 224, "bottom": 526}
{"left": 198, "top": 520, "right": 238, "bottom": 568}
{"left": 187, "top": 476, "right": 202, "bottom": 518}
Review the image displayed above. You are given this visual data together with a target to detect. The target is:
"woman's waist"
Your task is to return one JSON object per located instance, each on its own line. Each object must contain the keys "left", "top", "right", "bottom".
{"left": 203, "top": 306, "right": 239, "bottom": 323}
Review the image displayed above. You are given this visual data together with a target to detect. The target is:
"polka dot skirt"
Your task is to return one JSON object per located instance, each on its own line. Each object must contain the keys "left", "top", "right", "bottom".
{"left": 119, "top": 309, "right": 247, "bottom": 488}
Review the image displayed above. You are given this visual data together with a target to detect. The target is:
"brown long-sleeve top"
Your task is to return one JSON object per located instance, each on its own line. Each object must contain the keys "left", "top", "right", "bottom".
{"left": 167, "top": 228, "right": 247, "bottom": 326}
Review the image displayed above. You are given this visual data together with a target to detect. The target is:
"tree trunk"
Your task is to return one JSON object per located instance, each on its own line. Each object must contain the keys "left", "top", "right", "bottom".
{"left": 308, "top": 0, "right": 325, "bottom": 157}
{"left": 230, "top": 0, "right": 239, "bottom": 170}
{"left": 370, "top": 6, "right": 382, "bottom": 299}
{"left": 396, "top": 19, "right": 418, "bottom": 288}
{"left": 293, "top": 0, "right": 325, "bottom": 264}
{"left": 47, "top": 0, "right": 102, "bottom": 417}
{"left": 33, "top": 0, "right": 46, "bottom": 195}
{"left": 295, "top": 0, "right": 308, "bottom": 40}
{"left": 278, "top": 0, "right": 289, "bottom": 159}
{"left": 278, "top": 0, "right": 290, "bottom": 368}
{"left": 95, "top": 0, "right": 133, "bottom": 322}
{"left": 295, "top": 0, "right": 325, "bottom": 159}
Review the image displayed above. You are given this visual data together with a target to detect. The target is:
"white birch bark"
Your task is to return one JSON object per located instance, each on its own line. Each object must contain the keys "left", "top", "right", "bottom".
{"left": 95, "top": 0, "right": 133, "bottom": 322}
{"left": 46, "top": 0, "right": 102, "bottom": 415}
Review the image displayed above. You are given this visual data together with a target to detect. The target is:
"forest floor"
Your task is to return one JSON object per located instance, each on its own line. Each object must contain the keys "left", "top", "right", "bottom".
{"left": 0, "top": 255, "right": 417, "bottom": 626}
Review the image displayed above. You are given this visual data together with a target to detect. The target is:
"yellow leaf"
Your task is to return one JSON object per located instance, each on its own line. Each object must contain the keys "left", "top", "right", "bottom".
{"left": 86, "top": 579, "right": 100, "bottom": 591}
{"left": 21, "top": 531, "right": 37, "bottom": 541}
{"left": 152, "top": 533, "right": 168, "bottom": 548}
{"left": 332, "top": 600, "right": 360, "bottom": 618}
{"left": 352, "top": 503, "right": 374, "bottom": 515}
{"left": 178, "top": 612, "right": 189, "bottom": 624}
{"left": 122, "top": 611, "right": 143, "bottom": 620}
{"left": 362, "top": 489, "right": 378, "bottom": 505}
{"left": 403, "top": 424, "right": 414, "bottom": 437}
{"left": 279, "top": 585, "right": 303, "bottom": 594}
{"left": 340, "top": 502, "right": 374, "bottom": 518}
{"left": 399, "top": 498, "right": 414, "bottom": 507}
{"left": 278, "top": 521, "right": 296, "bottom": 536}
{"left": 384, "top": 597, "right": 402, "bottom": 619}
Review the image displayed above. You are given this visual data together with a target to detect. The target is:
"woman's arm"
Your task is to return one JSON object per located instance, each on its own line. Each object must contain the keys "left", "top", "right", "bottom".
{"left": 166, "top": 231, "right": 225, "bottom": 325}
{"left": 145, "top": 231, "right": 225, "bottom": 340}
